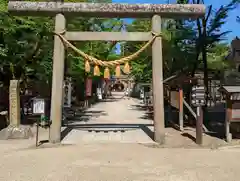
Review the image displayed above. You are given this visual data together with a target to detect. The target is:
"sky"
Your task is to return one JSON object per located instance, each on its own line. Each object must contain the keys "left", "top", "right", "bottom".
{"left": 112, "top": 0, "right": 240, "bottom": 43}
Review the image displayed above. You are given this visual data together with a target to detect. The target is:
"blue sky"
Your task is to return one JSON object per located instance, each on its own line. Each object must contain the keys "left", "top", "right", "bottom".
{"left": 112, "top": 0, "right": 240, "bottom": 42}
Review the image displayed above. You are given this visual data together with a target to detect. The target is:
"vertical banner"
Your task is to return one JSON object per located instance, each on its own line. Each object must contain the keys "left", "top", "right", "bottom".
{"left": 85, "top": 77, "right": 92, "bottom": 97}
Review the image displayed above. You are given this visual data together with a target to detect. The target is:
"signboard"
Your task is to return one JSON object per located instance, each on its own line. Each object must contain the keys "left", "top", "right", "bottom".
{"left": 85, "top": 78, "right": 92, "bottom": 97}
{"left": 97, "top": 88, "right": 102, "bottom": 100}
{"left": 63, "top": 79, "right": 72, "bottom": 108}
{"left": 33, "top": 99, "right": 45, "bottom": 114}
{"left": 191, "top": 85, "right": 205, "bottom": 106}
{"left": 230, "top": 101, "right": 240, "bottom": 122}
{"left": 140, "top": 89, "right": 144, "bottom": 99}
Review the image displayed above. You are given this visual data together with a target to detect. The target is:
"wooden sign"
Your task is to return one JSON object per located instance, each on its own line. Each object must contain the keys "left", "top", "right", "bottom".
{"left": 63, "top": 78, "right": 72, "bottom": 108}
{"left": 191, "top": 85, "right": 205, "bottom": 106}
{"left": 230, "top": 101, "right": 240, "bottom": 122}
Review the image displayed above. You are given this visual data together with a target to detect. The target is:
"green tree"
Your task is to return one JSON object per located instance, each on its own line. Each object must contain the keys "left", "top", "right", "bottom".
{"left": 207, "top": 43, "right": 231, "bottom": 70}
{"left": 122, "top": 17, "right": 196, "bottom": 83}
{"left": 0, "top": 0, "right": 123, "bottom": 102}
{"left": 177, "top": 0, "right": 239, "bottom": 105}
{"left": 0, "top": 12, "right": 54, "bottom": 85}
{"left": 122, "top": 19, "right": 152, "bottom": 83}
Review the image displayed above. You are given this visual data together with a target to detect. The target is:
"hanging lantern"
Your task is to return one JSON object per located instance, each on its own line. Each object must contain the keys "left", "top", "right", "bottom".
{"left": 115, "top": 64, "right": 121, "bottom": 77}
{"left": 104, "top": 67, "right": 110, "bottom": 79}
{"left": 94, "top": 65, "right": 100, "bottom": 76}
{"left": 85, "top": 60, "right": 90, "bottom": 73}
{"left": 123, "top": 62, "right": 130, "bottom": 74}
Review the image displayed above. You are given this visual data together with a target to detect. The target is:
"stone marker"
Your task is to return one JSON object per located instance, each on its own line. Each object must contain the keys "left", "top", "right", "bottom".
{"left": 9, "top": 80, "right": 20, "bottom": 126}
{"left": 0, "top": 80, "right": 33, "bottom": 140}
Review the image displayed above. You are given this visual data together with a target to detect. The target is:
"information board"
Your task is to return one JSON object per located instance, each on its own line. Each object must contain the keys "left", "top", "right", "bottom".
{"left": 33, "top": 99, "right": 45, "bottom": 114}
{"left": 191, "top": 85, "right": 205, "bottom": 106}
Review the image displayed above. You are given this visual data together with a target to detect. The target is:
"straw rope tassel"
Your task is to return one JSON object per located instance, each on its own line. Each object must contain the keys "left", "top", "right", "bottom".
{"left": 104, "top": 67, "right": 110, "bottom": 79}
{"left": 85, "top": 60, "right": 90, "bottom": 73}
{"left": 115, "top": 64, "right": 121, "bottom": 77}
{"left": 94, "top": 65, "right": 100, "bottom": 76}
{"left": 123, "top": 62, "right": 130, "bottom": 74}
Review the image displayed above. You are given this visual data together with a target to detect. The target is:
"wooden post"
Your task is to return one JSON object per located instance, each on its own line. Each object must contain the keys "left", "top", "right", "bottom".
{"left": 196, "top": 106, "right": 203, "bottom": 145}
{"left": 152, "top": 15, "right": 165, "bottom": 144}
{"left": 168, "top": 89, "right": 172, "bottom": 123}
{"left": 49, "top": 14, "right": 66, "bottom": 143}
{"left": 9, "top": 80, "right": 20, "bottom": 126}
{"left": 179, "top": 88, "right": 184, "bottom": 131}
{"left": 225, "top": 99, "right": 232, "bottom": 142}
{"left": 63, "top": 77, "right": 72, "bottom": 108}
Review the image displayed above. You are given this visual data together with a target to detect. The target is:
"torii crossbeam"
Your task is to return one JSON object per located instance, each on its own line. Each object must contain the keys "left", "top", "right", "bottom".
{"left": 8, "top": 2, "right": 205, "bottom": 18}
{"left": 8, "top": 1, "right": 205, "bottom": 144}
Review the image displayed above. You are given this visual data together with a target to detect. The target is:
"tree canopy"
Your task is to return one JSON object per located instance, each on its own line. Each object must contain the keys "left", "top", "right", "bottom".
{"left": 0, "top": 0, "right": 239, "bottom": 95}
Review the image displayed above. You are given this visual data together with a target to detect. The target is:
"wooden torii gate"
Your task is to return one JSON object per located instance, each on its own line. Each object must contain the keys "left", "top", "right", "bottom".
{"left": 8, "top": 1, "right": 205, "bottom": 144}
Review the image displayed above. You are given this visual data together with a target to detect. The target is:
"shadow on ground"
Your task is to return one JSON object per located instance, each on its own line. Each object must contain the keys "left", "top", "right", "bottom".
{"left": 128, "top": 100, "right": 237, "bottom": 144}
{"left": 60, "top": 98, "right": 155, "bottom": 141}
{"left": 63, "top": 110, "right": 107, "bottom": 125}
{"left": 60, "top": 98, "right": 240, "bottom": 146}
{"left": 61, "top": 123, "right": 154, "bottom": 141}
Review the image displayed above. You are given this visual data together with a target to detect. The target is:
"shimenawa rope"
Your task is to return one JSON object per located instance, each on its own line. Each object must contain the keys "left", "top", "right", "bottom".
{"left": 53, "top": 31, "right": 162, "bottom": 67}
{"left": 53, "top": 30, "right": 162, "bottom": 78}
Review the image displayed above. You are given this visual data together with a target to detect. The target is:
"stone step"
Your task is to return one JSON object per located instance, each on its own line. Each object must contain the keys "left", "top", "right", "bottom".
{"left": 75, "top": 127, "right": 139, "bottom": 133}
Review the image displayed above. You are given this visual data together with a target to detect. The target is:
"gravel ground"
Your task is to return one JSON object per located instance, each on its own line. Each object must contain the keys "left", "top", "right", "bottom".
{"left": 0, "top": 143, "right": 240, "bottom": 181}
{"left": 0, "top": 92, "right": 239, "bottom": 180}
{"left": 62, "top": 92, "right": 227, "bottom": 148}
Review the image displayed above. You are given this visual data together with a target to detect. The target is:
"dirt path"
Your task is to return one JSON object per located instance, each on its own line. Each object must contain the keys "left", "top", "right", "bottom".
{"left": 0, "top": 93, "right": 239, "bottom": 180}
{"left": 62, "top": 92, "right": 155, "bottom": 144}
{"left": 0, "top": 143, "right": 240, "bottom": 181}
{"left": 61, "top": 93, "right": 227, "bottom": 148}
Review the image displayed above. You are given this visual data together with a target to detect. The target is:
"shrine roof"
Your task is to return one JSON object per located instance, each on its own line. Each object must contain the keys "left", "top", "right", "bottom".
{"left": 163, "top": 74, "right": 198, "bottom": 88}
{"left": 219, "top": 86, "right": 240, "bottom": 94}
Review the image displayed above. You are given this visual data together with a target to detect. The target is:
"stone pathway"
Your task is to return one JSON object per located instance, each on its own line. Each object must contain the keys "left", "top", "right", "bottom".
{"left": 62, "top": 92, "right": 155, "bottom": 144}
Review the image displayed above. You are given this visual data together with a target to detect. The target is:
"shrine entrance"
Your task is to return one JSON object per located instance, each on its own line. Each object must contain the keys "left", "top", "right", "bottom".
{"left": 8, "top": 1, "right": 205, "bottom": 144}
{"left": 111, "top": 81, "right": 125, "bottom": 92}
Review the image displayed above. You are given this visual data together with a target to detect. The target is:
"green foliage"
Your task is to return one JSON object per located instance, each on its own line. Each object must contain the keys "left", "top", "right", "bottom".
{"left": 0, "top": 0, "right": 123, "bottom": 88}
{"left": 0, "top": 0, "right": 7, "bottom": 12}
{"left": 122, "top": 19, "right": 152, "bottom": 82}
{"left": 207, "top": 43, "right": 230, "bottom": 70}
{"left": 0, "top": 11, "right": 54, "bottom": 85}
{"left": 66, "top": 16, "right": 123, "bottom": 81}
{"left": 0, "top": 0, "right": 238, "bottom": 94}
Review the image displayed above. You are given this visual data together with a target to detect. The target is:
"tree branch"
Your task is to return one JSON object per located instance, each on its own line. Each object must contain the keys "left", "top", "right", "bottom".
{"left": 23, "top": 40, "right": 41, "bottom": 63}
{"left": 205, "top": 5, "right": 212, "bottom": 23}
